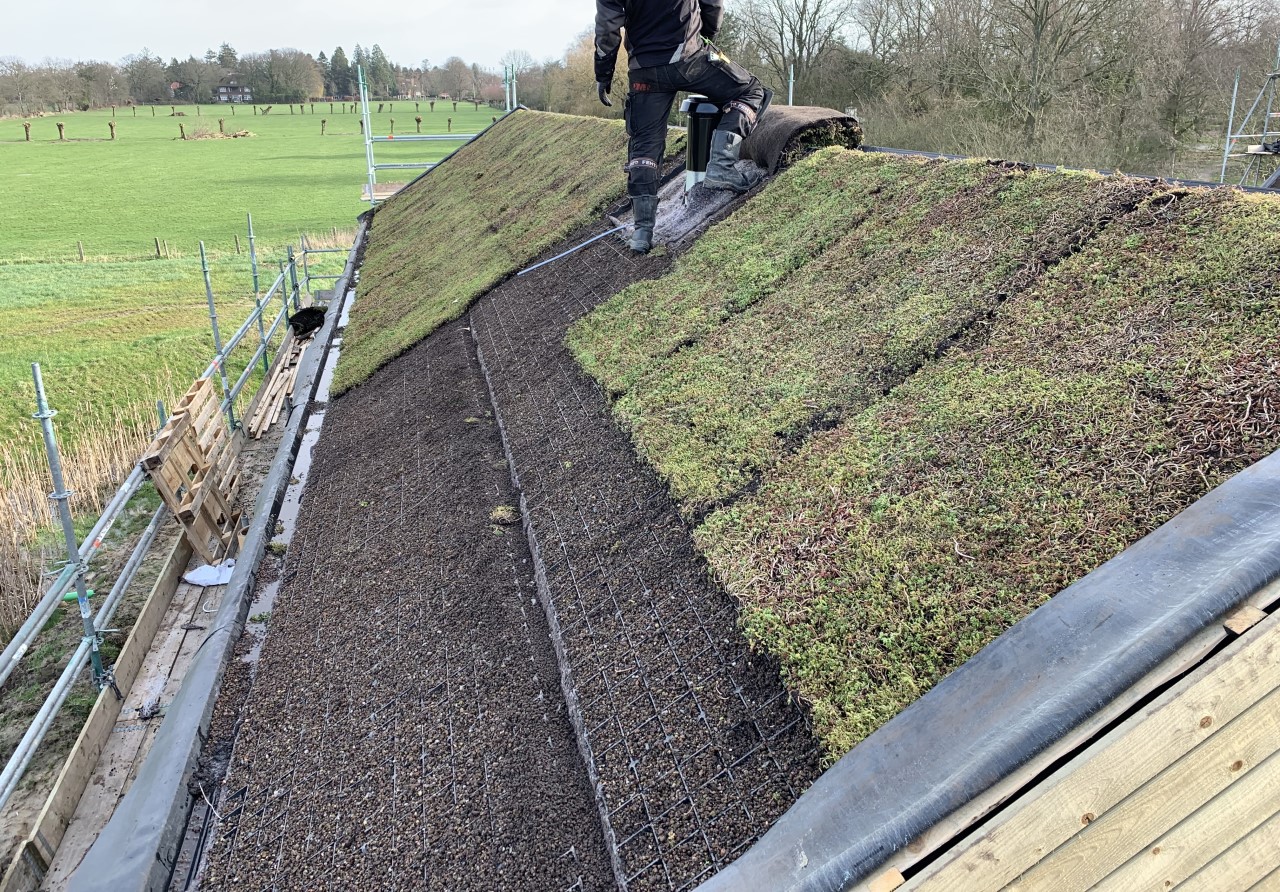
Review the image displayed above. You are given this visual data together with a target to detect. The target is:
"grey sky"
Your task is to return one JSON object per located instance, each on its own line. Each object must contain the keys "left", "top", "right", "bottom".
{"left": 10, "top": 0, "right": 594, "bottom": 71}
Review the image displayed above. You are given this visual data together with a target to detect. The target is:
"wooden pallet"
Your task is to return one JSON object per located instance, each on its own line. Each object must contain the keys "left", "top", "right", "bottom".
{"left": 247, "top": 329, "right": 313, "bottom": 439}
{"left": 141, "top": 377, "right": 244, "bottom": 563}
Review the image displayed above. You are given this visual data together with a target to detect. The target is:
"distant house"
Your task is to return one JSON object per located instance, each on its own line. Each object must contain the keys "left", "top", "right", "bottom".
{"left": 215, "top": 75, "right": 252, "bottom": 103}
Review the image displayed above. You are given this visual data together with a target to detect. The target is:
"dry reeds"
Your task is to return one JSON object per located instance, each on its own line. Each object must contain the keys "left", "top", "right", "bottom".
{"left": 300, "top": 227, "right": 358, "bottom": 250}
{"left": 0, "top": 402, "right": 159, "bottom": 640}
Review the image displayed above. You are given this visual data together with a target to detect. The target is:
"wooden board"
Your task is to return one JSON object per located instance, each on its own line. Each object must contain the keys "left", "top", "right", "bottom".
{"left": 1008, "top": 686, "right": 1280, "bottom": 889}
{"left": 247, "top": 330, "right": 312, "bottom": 439}
{"left": 908, "top": 609, "right": 1280, "bottom": 891}
{"left": 1090, "top": 750, "right": 1280, "bottom": 890}
{"left": 1177, "top": 807, "right": 1280, "bottom": 891}
{"left": 0, "top": 535, "right": 192, "bottom": 891}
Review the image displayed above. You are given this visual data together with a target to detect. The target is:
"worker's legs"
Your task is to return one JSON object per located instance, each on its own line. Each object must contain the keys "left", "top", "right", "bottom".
{"left": 664, "top": 46, "right": 770, "bottom": 192}
{"left": 624, "top": 86, "right": 677, "bottom": 253}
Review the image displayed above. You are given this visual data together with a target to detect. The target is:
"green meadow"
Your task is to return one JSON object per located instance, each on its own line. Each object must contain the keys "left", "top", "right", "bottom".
{"left": 0, "top": 101, "right": 501, "bottom": 451}
{"left": 1, "top": 101, "right": 501, "bottom": 260}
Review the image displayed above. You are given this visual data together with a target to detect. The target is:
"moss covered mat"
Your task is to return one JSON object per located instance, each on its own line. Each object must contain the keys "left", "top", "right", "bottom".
{"left": 336, "top": 110, "right": 667, "bottom": 394}
{"left": 569, "top": 149, "right": 1280, "bottom": 759}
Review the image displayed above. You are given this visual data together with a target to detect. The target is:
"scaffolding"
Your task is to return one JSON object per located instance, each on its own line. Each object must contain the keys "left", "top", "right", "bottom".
{"left": 1220, "top": 40, "right": 1280, "bottom": 187}
{"left": 358, "top": 65, "right": 478, "bottom": 206}
{"left": 0, "top": 221, "right": 354, "bottom": 815}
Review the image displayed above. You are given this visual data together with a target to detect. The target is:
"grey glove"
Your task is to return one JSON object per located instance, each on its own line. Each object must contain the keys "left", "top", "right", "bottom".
{"left": 597, "top": 81, "right": 614, "bottom": 107}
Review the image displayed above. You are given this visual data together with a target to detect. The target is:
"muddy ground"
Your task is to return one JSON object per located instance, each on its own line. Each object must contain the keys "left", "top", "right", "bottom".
{"left": 199, "top": 210, "right": 819, "bottom": 891}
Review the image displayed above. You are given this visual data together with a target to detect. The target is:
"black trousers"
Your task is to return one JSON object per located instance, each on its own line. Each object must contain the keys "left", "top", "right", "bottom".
{"left": 624, "top": 45, "right": 766, "bottom": 197}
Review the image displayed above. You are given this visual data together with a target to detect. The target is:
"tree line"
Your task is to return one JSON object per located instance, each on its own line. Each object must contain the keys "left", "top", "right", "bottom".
{"left": 0, "top": 42, "right": 515, "bottom": 112}
{"left": 6, "top": 1, "right": 1280, "bottom": 174}
{"left": 715, "top": 0, "right": 1280, "bottom": 172}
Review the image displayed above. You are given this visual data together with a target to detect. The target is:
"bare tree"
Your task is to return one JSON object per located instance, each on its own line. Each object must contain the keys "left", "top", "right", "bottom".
{"left": 737, "top": 0, "right": 856, "bottom": 90}
{"left": 500, "top": 49, "right": 535, "bottom": 75}
{"left": 968, "top": 0, "right": 1137, "bottom": 142}
{"left": 441, "top": 56, "right": 470, "bottom": 98}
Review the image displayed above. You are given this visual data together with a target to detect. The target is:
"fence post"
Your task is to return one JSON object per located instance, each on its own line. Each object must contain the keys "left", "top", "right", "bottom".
{"left": 31, "top": 364, "right": 106, "bottom": 689}
{"left": 287, "top": 246, "right": 301, "bottom": 310}
{"left": 300, "top": 235, "right": 312, "bottom": 299}
{"left": 201, "top": 242, "right": 237, "bottom": 429}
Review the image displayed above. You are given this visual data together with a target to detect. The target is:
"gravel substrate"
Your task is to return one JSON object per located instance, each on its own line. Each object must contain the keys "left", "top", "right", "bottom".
{"left": 200, "top": 321, "right": 614, "bottom": 891}
{"left": 469, "top": 226, "right": 821, "bottom": 891}
{"left": 200, "top": 214, "right": 820, "bottom": 892}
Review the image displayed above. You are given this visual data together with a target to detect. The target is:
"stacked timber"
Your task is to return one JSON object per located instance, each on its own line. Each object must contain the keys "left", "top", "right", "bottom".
{"left": 247, "top": 329, "right": 313, "bottom": 439}
{"left": 141, "top": 377, "right": 244, "bottom": 563}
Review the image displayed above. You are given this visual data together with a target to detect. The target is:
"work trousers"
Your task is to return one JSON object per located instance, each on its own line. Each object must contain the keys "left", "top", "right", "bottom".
{"left": 624, "top": 45, "right": 766, "bottom": 197}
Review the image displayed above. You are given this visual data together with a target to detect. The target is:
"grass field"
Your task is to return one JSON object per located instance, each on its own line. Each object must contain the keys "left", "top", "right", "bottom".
{"left": 1, "top": 101, "right": 502, "bottom": 261}
{"left": 0, "top": 100, "right": 502, "bottom": 451}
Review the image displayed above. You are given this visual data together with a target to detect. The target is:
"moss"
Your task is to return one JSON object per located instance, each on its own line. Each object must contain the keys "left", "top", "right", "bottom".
{"left": 336, "top": 111, "right": 684, "bottom": 394}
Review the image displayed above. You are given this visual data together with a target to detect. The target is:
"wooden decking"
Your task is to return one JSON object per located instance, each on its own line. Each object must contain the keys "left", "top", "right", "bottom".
{"left": 360, "top": 182, "right": 405, "bottom": 202}
{"left": 898, "top": 607, "right": 1280, "bottom": 891}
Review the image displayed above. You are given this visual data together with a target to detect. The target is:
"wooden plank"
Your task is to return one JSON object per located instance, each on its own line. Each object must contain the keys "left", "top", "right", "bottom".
{"left": 1, "top": 534, "right": 192, "bottom": 885}
{"left": 111, "top": 582, "right": 207, "bottom": 801}
{"left": 1250, "top": 864, "right": 1280, "bottom": 891}
{"left": 1173, "top": 804, "right": 1280, "bottom": 891}
{"left": 867, "top": 868, "right": 907, "bottom": 892}
{"left": 1092, "top": 748, "right": 1280, "bottom": 891}
{"left": 0, "top": 846, "right": 42, "bottom": 892}
{"left": 1009, "top": 684, "right": 1280, "bottom": 889}
{"left": 140, "top": 411, "right": 193, "bottom": 469}
{"left": 1224, "top": 605, "right": 1268, "bottom": 636}
{"left": 909, "top": 611, "right": 1280, "bottom": 891}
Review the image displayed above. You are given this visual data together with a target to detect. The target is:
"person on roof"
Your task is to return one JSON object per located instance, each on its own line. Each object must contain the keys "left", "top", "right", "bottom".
{"left": 595, "top": 0, "right": 772, "bottom": 254}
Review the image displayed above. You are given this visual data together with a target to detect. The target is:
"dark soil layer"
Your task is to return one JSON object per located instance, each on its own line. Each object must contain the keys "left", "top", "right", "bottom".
{"left": 469, "top": 228, "right": 821, "bottom": 891}
{"left": 200, "top": 321, "right": 614, "bottom": 891}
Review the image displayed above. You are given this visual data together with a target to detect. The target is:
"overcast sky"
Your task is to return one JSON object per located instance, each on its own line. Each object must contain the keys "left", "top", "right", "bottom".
{"left": 9, "top": 0, "right": 594, "bottom": 70}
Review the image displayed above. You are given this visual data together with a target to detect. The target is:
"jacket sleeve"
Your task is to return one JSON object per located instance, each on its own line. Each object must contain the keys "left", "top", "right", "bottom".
{"left": 699, "top": 0, "right": 725, "bottom": 40}
{"left": 595, "top": 0, "right": 626, "bottom": 82}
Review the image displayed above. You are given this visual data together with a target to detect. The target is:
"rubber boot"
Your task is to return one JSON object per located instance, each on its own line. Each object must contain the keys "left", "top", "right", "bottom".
{"left": 629, "top": 195, "right": 658, "bottom": 254}
{"left": 705, "top": 130, "right": 763, "bottom": 193}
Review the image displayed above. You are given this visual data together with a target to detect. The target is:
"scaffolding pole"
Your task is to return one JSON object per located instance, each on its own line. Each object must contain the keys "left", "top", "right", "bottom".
{"left": 1219, "top": 39, "right": 1280, "bottom": 186}
{"left": 360, "top": 65, "right": 377, "bottom": 206}
{"left": 31, "top": 364, "right": 106, "bottom": 690}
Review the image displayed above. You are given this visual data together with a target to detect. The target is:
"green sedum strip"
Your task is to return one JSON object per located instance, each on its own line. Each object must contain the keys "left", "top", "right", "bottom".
{"left": 697, "top": 187, "right": 1280, "bottom": 759}
{"left": 336, "top": 111, "right": 680, "bottom": 394}
{"left": 574, "top": 148, "right": 1153, "bottom": 512}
